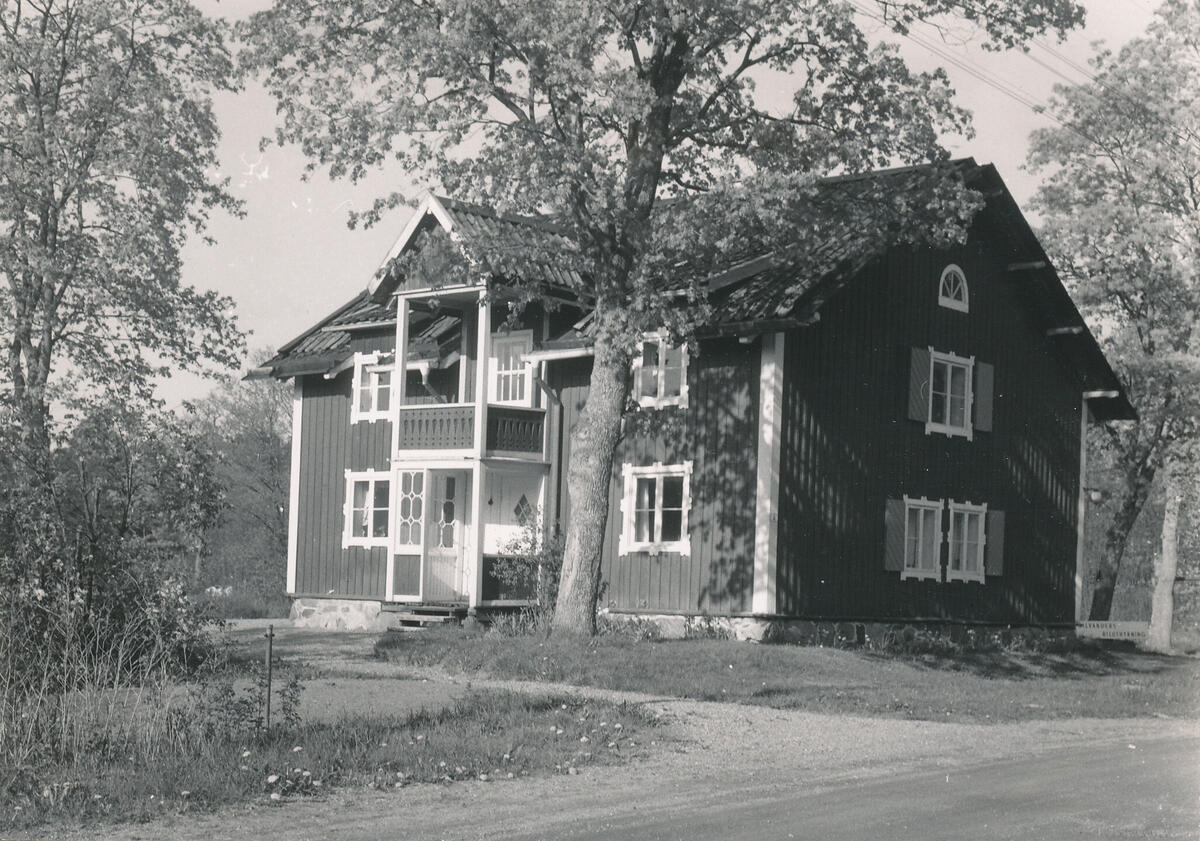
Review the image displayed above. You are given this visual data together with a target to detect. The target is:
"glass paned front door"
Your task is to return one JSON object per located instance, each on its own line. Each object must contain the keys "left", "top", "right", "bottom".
{"left": 424, "top": 471, "right": 467, "bottom": 602}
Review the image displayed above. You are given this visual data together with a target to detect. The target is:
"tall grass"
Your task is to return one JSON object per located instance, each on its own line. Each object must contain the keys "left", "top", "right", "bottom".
{"left": 0, "top": 575, "right": 220, "bottom": 796}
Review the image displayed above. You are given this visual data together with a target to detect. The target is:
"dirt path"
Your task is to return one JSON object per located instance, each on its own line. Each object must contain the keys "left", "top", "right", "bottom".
{"left": 32, "top": 624, "right": 1200, "bottom": 841}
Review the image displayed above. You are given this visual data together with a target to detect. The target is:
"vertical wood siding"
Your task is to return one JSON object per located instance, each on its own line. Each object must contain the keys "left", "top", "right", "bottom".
{"left": 294, "top": 327, "right": 395, "bottom": 599}
{"left": 775, "top": 223, "right": 1082, "bottom": 625}
{"left": 549, "top": 339, "right": 759, "bottom": 614}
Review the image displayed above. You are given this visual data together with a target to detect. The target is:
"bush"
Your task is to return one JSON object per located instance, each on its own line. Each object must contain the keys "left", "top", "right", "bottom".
{"left": 489, "top": 521, "right": 564, "bottom": 635}
{"left": 0, "top": 548, "right": 223, "bottom": 777}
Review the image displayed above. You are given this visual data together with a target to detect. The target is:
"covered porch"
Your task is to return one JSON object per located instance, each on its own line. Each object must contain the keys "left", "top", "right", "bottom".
{"left": 384, "top": 461, "right": 548, "bottom": 610}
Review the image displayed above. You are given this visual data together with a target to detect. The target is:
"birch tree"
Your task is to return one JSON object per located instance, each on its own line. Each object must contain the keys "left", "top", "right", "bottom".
{"left": 243, "top": 0, "right": 1084, "bottom": 635}
{"left": 1027, "top": 0, "right": 1200, "bottom": 623}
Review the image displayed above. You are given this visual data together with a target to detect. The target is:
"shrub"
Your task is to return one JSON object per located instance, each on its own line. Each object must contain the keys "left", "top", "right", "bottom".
{"left": 489, "top": 521, "right": 564, "bottom": 634}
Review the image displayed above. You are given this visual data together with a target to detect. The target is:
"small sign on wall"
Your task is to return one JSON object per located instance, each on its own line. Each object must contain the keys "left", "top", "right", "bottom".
{"left": 1076, "top": 621, "right": 1149, "bottom": 640}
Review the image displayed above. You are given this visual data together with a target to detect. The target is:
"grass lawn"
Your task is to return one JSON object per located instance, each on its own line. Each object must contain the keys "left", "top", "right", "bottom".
{"left": 2, "top": 691, "right": 652, "bottom": 832}
{"left": 376, "top": 628, "right": 1200, "bottom": 723}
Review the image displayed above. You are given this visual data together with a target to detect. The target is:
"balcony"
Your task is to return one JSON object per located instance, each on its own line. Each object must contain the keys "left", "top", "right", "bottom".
{"left": 396, "top": 405, "right": 475, "bottom": 449}
{"left": 486, "top": 406, "right": 544, "bottom": 454}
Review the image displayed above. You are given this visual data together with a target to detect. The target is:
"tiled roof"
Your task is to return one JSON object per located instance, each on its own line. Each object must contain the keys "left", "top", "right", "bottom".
{"left": 254, "top": 160, "right": 1131, "bottom": 419}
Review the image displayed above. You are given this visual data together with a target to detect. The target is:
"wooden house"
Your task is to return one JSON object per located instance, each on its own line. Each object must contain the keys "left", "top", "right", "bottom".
{"left": 253, "top": 160, "right": 1133, "bottom": 632}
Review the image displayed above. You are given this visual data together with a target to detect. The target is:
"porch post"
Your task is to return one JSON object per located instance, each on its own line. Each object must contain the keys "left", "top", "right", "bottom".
{"left": 469, "top": 290, "right": 490, "bottom": 612}
{"left": 468, "top": 462, "right": 485, "bottom": 609}
{"left": 395, "top": 296, "right": 411, "bottom": 410}
{"left": 473, "top": 290, "right": 490, "bottom": 453}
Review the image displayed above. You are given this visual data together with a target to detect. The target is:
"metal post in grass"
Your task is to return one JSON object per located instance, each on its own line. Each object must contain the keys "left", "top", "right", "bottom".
{"left": 265, "top": 624, "right": 274, "bottom": 731}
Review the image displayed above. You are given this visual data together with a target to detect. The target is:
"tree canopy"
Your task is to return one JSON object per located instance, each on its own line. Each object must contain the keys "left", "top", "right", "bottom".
{"left": 1027, "top": 0, "right": 1200, "bottom": 622}
{"left": 0, "top": 0, "right": 244, "bottom": 473}
{"left": 243, "top": 0, "right": 1085, "bottom": 634}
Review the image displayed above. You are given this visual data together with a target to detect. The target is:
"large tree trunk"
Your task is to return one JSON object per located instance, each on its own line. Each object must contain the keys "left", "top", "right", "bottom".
{"left": 1145, "top": 474, "right": 1180, "bottom": 652}
{"left": 1089, "top": 476, "right": 1155, "bottom": 621}
{"left": 551, "top": 336, "right": 629, "bottom": 637}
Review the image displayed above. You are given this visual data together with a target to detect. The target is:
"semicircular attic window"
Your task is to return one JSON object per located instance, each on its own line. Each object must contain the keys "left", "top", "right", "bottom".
{"left": 938, "top": 264, "right": 969, "bottom": 312}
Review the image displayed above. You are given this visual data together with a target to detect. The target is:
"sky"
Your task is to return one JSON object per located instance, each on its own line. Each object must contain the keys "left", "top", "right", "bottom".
{"left": 167, "top": 0, "right": 1158, "bottom": 404}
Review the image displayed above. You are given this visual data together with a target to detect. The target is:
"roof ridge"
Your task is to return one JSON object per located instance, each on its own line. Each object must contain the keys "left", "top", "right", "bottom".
{"left": 817, "top": 157, "right": 978, "bottom": 186}
{"left": 435, "top": 195, "right": 568, "bottom": 235}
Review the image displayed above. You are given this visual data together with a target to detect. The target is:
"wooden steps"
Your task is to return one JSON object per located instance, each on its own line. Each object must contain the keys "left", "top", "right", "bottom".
{"left": 382, "top": 602, "right": 468, "bottom": 628}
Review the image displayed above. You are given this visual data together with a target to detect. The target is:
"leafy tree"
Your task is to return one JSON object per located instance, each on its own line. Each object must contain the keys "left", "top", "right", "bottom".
{"left": 1027, "top": 0, "right": 1200, "bottom": 625}
{"left": 0, "top": 0, "right": 244, "bottom": 513}
{"left": 191, "top": 352, "right": 292, "bottom": 595}
{"left": 53, "top": 396, "right": 225, "bottom": 598}
{"left": 243, "top": 0, "right": 1084, "bottom": 635}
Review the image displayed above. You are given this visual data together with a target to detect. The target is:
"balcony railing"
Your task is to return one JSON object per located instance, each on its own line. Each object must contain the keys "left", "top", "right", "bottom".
{"left": 396, "top": 405, "right": 475, "bottom": 449}
{"left": 486, "top": 406, "right": 544, "bottom": 454}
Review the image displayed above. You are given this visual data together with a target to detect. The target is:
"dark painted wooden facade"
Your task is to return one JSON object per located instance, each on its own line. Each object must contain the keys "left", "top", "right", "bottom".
{"left": 548, "top": 338, "right": 761, "bottom": 615}
{"left": 292, "top": 329, "right": 394, "bottom": 599}
{"left": 773, "top": 225, "right": 1082, "bottom": 625}
{"left": 547, "top": 221, "right": 1085, "bottom": 625}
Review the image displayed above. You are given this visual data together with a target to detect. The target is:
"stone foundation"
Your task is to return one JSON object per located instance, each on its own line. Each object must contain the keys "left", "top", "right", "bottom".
{"left": 289, "top": 597, "right": 389, "bottom": 631}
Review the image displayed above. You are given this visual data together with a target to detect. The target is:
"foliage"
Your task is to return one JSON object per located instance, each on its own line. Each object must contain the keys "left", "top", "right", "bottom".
{"left": 242, "top": 0, "right": 1085, "bottom": 635}
{"left": 490, "top": 520, "right": 565, "bottom": 634}
{"left": 189, "top": 351, "right": 293, "bottom": 599}
{"left": 0, "top": 0, "right": 244, "bottom": 474}
{"left": 1026, "top": 0, "right": 1200, "bottom": 620}
{"left": 0, "top": 690, "right": 649, "bottom": 830}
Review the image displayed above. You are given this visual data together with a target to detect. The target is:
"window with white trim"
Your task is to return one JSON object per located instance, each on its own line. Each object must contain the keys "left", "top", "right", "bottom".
{"left": 619, "top": 461, "right": 692, "bottom": 555}
{"left": 902, "top": 496, "right": 943, "bottom": 581}
{"left": 490, "top": 330, "right": 534, "bottom": 406}
{"left": 634, "top": 336, "right": 688, "bottom": 409}
{"left": 927, "top": 349, "right": 974, "bottom": 439}
{"left": 938, "top": 264, "right": 969, "bottom": 312}
{"left": 351, "top": 352, "right": 393, "bottom": 423}
{"left": 344, "top": 471, "right": 390, "bottom": 548}
{"left": 946, "top": 500, "right": 986, "bottom": 583}
{"left": 395, "top": 470, "right": 424, "bottom": 548}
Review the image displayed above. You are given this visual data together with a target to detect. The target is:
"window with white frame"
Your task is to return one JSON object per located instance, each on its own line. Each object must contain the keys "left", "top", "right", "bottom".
{"left": 490, "top": 330, "right": 533, "bottom": 406}
{"left": 927, "top": 349, "right": 974, "bottom": 439}
{"left": 902, "top": 496, "right": 943, "bottom": 581}
{"left": 395, "top": 470, "right": 424, "bottom": 548}
{"left": 344, "top": 471, "right": 390, "bottom": 548}
{"left": 619, "top": 461, "right": 692, "bottom": 555}
{"left": 351, "top": 352, "right": 393, "bottom": 423}
{"left": 938, "top": 264, "right": 969, "bottom": 312}
{"left": 946, "top": 500, "right": 987, "bottom": 583}
{"left": 634, "top": 336, "right": 688, "bottom": 409}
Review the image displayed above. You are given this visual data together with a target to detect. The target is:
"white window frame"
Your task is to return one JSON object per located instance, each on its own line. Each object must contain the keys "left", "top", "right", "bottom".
{"left": 394, "top": 469, "right": 426, "bottom": 550}
{"left": 343, "top": 469, "right": 391, "bottom": 549}
{"left": 901, "top": 495, "right": 943, "bottom": 581}
{"left": 350, "top": 352, "right": 394, "bottom": 423}
{"left": 926, "top": 347, "right": 974, "bottom": 441}
{"left": 938, "top": 264, "right": 969, "bottom": 312}
{"left": 618, "top": 461, "right": 693, "bottom": 556}
{"left": 489, "top": 329, "right": 534, "bottom": 407}
{"left": 946, "top": 500, "right": 987, "bottom": 584}
{"left": 632, "top": 333, "right": 689, "bottom": 409}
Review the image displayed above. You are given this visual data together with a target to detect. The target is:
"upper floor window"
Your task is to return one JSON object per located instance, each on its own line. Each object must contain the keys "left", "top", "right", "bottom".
{"left": 351, "top": 352, "right": 392, "bottom": 423}
{"left": 634, "top": 335, "right": 688, "bottom": 409}
{"left": 490, "top": 330, "right": 533, "bottom": 406}
{"left": 343, "top": 470, "right": 390, "bottom": 548}
{"left": 619, "top": 461, "right": 692, "bottom": 556}
{"left": 927, "top": 348, "right": 974, "bottom": 440}
{"left": 907, "top": 347, "right": 993, "bottom": 436}
{"left": 938, "top": 264, "right": 968, "bottom": 312}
